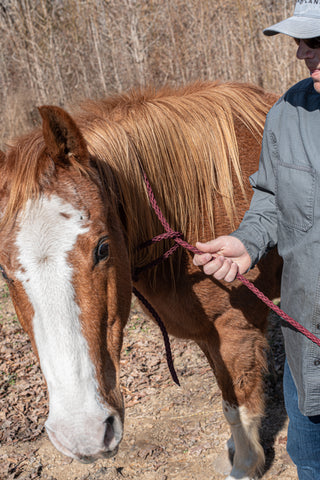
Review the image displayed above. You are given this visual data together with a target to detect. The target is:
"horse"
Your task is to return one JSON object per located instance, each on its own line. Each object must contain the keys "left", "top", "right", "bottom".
{"left": 0, "top": 81, "right": 282, "bottom": 480}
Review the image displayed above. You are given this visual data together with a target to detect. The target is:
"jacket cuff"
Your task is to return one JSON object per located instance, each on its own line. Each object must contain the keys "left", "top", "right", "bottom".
{"left": 229, "top": 228, "right": 265, "bottom": 270}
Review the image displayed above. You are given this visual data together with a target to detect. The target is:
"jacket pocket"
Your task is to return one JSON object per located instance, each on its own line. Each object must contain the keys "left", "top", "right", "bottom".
{"left": 276, "top": 162, "right": 315, "bottom": 232}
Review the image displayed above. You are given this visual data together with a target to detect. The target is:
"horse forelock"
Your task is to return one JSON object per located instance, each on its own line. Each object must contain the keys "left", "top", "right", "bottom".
{"left": 0, "top": 131, "right": 45, "bottom": 228}
{"left": 0, "top": 130, "right": 93, "bottom": 230}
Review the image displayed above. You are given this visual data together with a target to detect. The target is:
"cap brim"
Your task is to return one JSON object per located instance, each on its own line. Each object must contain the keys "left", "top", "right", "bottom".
{"left": 263, "top": 16, "right": 320, "bottom": 38}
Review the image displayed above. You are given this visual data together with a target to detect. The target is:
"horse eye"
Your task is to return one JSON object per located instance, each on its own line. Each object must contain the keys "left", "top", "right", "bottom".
{"left": 94, "top": 237, "right": 109, "bottom": 265}
{"left": 0, "top": 265, "right": 12, "bottom": 283}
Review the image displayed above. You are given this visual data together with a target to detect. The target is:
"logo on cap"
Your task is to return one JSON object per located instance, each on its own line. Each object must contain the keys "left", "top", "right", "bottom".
{"left": 297, "top": 0, "right": 320, "bottom": 5}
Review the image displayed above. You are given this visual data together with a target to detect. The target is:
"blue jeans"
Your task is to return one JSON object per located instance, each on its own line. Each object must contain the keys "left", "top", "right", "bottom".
{"left": 283, "top": 359, "right": 320, "bottom": 479}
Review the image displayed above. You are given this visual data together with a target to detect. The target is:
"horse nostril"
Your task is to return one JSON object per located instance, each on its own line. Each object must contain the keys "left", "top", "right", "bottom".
{"left": 104, "top": 415, "right": 115, "bottom": 448}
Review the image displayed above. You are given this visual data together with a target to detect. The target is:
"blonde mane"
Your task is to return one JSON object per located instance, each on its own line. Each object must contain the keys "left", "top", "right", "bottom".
{"left": 1, "top": 81, "right": 275, "bottom": 276}
{"left": 77, "top": 81, "right": 274, "bottom": 270}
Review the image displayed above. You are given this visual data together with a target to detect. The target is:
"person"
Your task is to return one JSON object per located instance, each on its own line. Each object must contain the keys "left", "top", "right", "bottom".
{"left": 193, "top": 1, "right": 320, "bottom": 479}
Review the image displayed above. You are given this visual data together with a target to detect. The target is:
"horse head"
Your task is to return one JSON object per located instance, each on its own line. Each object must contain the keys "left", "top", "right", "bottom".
{"left": 0, "top": 106, "right": 132, "bottom": 462}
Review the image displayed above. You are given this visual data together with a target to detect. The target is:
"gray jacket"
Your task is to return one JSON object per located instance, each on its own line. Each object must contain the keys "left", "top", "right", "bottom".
{"left": 232, "top": 77, "right": 320, "bottom": 416}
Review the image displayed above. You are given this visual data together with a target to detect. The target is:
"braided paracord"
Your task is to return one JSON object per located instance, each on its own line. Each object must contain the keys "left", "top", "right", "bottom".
{"left": 133, "top": 170, "right": 320, "bottom": 387}
{"left": 237, "top": 275, "right": 320, "bottom": 347}
{"left": 142, "top": 170, "right": 320, "bottom": 349}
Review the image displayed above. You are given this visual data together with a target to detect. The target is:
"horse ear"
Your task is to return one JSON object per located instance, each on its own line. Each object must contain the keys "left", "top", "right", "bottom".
{"left": 38, "top": 105, "right": 89, "bottom": 166}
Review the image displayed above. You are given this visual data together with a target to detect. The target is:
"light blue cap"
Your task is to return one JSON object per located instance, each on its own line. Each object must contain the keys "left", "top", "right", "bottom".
{"left": 263, "top": 1, "right": 320, "bottom": 38}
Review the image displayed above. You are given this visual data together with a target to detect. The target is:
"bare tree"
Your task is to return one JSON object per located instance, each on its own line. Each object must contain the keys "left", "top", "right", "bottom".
{"left": 0, "top": 0, "right": 307, "bottom": 148}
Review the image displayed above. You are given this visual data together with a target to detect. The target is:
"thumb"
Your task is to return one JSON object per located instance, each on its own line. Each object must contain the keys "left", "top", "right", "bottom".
{"left": 195, "top": 238, "right": 224, "bottom": 254}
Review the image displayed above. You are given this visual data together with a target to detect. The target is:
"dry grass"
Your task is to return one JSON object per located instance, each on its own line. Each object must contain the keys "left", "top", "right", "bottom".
{"left": 0, "top": 0, "right": 307, "bottom": 148}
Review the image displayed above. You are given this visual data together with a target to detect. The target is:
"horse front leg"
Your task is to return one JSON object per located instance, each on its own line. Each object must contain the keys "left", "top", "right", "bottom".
{"left": 222, "top": 400, "right": 264, "bottom": 480}
{"left": 198, "top": 312, "right": 267, "bottom": 480}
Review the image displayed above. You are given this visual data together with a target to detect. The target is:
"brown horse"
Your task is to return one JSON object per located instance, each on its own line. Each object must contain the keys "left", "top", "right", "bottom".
{"left": 0, "top": 82, "right": 281, "bottom": 479}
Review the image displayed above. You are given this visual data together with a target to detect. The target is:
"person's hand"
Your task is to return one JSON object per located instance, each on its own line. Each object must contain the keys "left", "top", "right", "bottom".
{"left": 193, "top": 236, "right": 251, "bottom": 282}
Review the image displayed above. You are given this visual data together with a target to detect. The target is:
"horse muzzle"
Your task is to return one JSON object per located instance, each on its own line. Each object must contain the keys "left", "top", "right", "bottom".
{"left": 45, "top": 412, "right": 123, "bottom": 462}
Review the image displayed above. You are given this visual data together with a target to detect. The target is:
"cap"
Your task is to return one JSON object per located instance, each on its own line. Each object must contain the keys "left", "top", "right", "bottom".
{"left": 263, "top": 0, "right": 320, "bottom": 38}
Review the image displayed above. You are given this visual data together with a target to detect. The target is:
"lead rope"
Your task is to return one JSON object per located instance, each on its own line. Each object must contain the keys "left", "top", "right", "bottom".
{"left": 133, "top": 170, "right": 320, "bottom": 386}
{"left": 132, "top": 286, "right": 180, "bottom": 386}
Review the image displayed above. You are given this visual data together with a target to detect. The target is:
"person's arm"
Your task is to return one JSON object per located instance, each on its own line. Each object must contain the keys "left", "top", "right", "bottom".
{"left": 193, "top": 115, "right": 279, "bottom": 281}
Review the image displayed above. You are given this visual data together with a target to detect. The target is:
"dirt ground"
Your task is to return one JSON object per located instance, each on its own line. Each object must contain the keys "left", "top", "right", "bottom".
{"left": 0, "top": 277, "right": 297, "bottom": 480}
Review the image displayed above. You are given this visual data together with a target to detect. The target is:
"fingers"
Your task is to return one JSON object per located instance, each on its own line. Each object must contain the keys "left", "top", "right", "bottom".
{"left": 193, "top": 240, "right": 223, "bottom": 266}
{"left": 201, "top": 255, "right": 238, "bottom": 282}
{"left": 193, "top": 252, "right": 213, "bottom": 266}
{"left": 193, "top": 237, "right": 243, "bottom": 282}
{"left": 223, "top": 261, "right": 239, "bottom": 282}
{"left": 201, "top": 255, "right": 223, "bottom": 275}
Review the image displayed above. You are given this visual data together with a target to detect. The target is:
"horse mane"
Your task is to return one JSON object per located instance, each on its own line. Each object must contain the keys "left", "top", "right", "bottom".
{"left": 77, "top": 81, "right": 274, "bottom": 272}
{"left": 1, "top": 81, "right": 275, "bottom": 279}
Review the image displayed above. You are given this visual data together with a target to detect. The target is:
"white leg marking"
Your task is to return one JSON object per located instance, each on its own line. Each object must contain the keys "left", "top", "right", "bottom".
{"left": 222, "top": 400, "right": 264, "bottom": 480}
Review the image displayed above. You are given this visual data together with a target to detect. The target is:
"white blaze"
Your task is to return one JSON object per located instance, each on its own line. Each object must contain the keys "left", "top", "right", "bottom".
{"left": 15, "top": 195, "right": 106, "bottom": 420}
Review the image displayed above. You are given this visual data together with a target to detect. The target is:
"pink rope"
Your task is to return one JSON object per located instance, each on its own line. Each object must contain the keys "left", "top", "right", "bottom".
{"left": 142, "top": 170, "right": 320, "bottom": 349}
